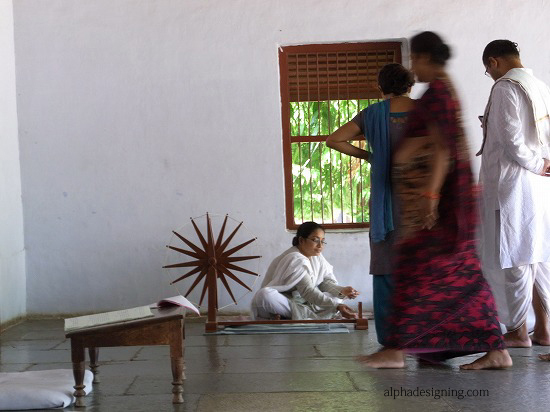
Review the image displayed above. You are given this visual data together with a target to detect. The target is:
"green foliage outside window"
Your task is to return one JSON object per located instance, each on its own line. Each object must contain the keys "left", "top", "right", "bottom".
{"left": 290, "top": 99, "right": 379, "bottom": 225}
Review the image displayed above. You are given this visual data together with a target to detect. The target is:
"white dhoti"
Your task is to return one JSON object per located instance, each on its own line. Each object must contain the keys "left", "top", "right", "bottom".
{"left": 482, "top": 210, "right": 550, "bottom": 330}
{"left": 486, "top": 264, "right": 550, "bottom": 330}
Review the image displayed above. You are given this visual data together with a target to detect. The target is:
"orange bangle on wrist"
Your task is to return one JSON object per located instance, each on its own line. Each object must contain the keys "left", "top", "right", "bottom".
{"left": 421, "top": 191, "right": 441, "bottom": 199}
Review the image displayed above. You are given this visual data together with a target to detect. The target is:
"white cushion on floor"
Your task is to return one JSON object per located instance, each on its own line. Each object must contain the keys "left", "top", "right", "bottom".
{"left": 0, "top": 369, "right": 93, "bottom": 410}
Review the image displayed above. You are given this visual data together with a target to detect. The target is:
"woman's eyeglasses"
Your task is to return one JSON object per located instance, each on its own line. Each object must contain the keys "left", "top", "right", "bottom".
{"left": 307, "top": 237, "right": 327, "bottom": 246}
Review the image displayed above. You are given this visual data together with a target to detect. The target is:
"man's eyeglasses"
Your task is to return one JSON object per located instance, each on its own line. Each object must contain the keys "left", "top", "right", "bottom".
{"left": 484, "top": 67, "right": 491, "bottom": 77}
{"left": 307, "top": 237, "right": 327, "bottom": 246}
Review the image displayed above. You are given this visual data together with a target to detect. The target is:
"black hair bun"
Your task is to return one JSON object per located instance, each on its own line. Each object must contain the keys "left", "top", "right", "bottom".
{"left": 438, "top": 43, "right": 451, "bottom": 62}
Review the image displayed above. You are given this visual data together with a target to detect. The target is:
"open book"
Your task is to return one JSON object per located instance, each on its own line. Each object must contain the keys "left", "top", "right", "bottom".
{"left": 152, "top": 295, "right": 200, "bottom": 316}
{"left": 64, "top": 305, "right": 154, "bottom": 333}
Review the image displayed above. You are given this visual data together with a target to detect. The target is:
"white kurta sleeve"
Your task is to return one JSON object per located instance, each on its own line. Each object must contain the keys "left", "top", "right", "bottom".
{"left": 318, "top": 278, "right": 345, "bottom": 296}
{"left": 492, "top": 84, "right": 545, "bottom": 175}
{"left": 294, "top": 276, "right": 340, "bottom": 309}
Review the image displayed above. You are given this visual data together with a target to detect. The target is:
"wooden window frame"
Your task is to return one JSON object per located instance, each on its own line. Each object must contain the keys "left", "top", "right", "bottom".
{"left": 279, "top": 41, "right": 402, "bottom": 230}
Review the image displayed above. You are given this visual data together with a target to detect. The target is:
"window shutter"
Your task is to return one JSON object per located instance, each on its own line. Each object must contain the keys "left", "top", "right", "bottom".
{"left": 284, "top": 42, "right": 402, "bottom": 102}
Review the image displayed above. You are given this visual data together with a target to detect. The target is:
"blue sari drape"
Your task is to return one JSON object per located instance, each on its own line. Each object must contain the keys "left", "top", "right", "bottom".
{"left": 363, "top": 100, "right": 393, "bottom": 242}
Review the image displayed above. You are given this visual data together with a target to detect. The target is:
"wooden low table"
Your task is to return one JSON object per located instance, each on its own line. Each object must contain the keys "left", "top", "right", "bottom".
{"left": 65, "top": 307, "right": 185, "bottom": 407}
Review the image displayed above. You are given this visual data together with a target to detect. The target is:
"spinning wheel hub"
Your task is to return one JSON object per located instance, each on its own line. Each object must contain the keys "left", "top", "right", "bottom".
{"left": 163, "top": 213, "right": 261, "bottom": 309}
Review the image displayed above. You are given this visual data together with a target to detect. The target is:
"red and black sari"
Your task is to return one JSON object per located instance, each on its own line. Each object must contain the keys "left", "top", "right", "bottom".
{"left": 386, "top": 77, "right": 505, "bottom": 357}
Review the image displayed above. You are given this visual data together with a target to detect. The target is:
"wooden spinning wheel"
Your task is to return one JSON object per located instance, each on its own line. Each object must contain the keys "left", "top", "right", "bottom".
{"left": 163, "top": 213, "right": 261, "bottom": 332}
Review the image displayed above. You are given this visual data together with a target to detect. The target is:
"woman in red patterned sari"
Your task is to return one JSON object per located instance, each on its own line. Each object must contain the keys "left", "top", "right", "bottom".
{"left": 361, "top": 32, "right": 512, "bottom": 369}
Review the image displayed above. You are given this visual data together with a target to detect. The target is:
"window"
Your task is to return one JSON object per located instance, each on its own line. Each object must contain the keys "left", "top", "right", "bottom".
{"left": 279, "top": 42, "right": 402, "bottom": 230}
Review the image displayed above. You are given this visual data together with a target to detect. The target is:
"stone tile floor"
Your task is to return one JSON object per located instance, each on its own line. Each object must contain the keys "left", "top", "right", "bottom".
{"left": 1, "top": 319, "right": 550, "bottom": 411}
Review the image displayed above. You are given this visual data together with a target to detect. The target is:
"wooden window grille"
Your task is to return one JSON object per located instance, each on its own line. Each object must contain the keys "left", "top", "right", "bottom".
{"left": 279, "top": 42, "right": 402, "bottom": 230}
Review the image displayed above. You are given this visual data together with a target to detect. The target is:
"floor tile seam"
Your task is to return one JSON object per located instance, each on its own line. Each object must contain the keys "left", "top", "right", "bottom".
{"left": 219, "top": 359, "right": 227, "bottom": 373}
{"left": 212, "top": 343, "right": 344, "bottom": 347}
{"left": 345, "top": 371, "right": 360, "bottom": 391}
{"left": 51, "top": 339, "right": 69, "bottom": 350}
{"left": 153, "top": 341, "right": 363, "bottom": 346}
{"left": 220, "top": 356, "right": 361, "bottom": 360}
{"left": 197, "top": 390, "right": 365, "bottom": 395}
{"left": 21, "top": 337, "right": 67, "bottom": 341}
{"left": 0, "top": 337, "right": 63, "bottom": 342}
{"left": 1, "top": 338, "right": 63, "bottom": 344}
{"left": 190, "top": 371, "right": 354, "bottom": 376}
{"left": 123, "top": 375, "right": 140, "bottom": 395}
{"left": 124, "top": 371, "right": 357, "bottom": 378}
{"left": 192, "top": 356, "right": 327, "bottom": 360}
{"left": 187, "top": 388, "right": 359, "bottom": 395}
{"left": 312, "top": 345, "right": 324, "bottom": 357}
{"left": 0, "top": 343, "right": 21, "bottom": 348}
{"left": 2, "top": 347, "right": 71, "bottom": 352}
{"left": 213, "top": 342, "right": 338, "bottom": 348}
{"left": 1, "top": 359, "right": 74, "bottom": 365}
{"left": 131, "top": 347, "right": 145, "bottom": 361}
{"left": 116, "top": 369, "right": 362, "bottom": 376}
{"left": 23, "top": 363, "right": 36, "bottom": 371}
{"left": 94, "top": 371, "right": 225, "bottom": 377}
{"left": 441, "top": 397, "right": 460, "bottom": 411}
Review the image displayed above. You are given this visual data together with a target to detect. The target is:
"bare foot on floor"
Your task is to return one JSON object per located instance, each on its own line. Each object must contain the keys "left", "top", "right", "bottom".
{"left": 504, "top": 330, "right": 531, "bottom": 348}
{"left": 357, "top": 349, "right": 405, "bottom": 369}
{"left": 538, "top": 353, "right": 550, "bottom": 361}
{"left": 459, "top": 350, "right": 513, "bottom": 370}
{"left": 530, "top": 334, "right": 550, "bottom": 346}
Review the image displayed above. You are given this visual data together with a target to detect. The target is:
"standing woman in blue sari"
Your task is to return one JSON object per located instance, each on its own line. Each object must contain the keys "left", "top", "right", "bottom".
{"left": 326, "top": 63, "right": 415, "bottom": 345}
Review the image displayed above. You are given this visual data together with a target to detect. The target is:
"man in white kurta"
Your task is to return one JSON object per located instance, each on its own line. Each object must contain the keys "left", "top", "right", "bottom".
{"left": 479, "top": 40, "right": 550, "bottom": 347}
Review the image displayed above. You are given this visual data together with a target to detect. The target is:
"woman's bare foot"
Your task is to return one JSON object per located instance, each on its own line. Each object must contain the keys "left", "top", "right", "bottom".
{"left": 504, "top": 325, "right": 531, "bottom": 348}
{"left": 459, "top": 350, "right": 513, "bottom": 370}
{"left": 538, "top": 353, "right": 550, "bottom": 361}
{"left": 357, "top": 349, "right": 405, "bottom": 369}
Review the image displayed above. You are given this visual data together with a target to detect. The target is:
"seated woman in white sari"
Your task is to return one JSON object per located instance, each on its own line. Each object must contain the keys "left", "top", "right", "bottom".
{"left": 251, "top": 222, "right": 359, "bottom": 320}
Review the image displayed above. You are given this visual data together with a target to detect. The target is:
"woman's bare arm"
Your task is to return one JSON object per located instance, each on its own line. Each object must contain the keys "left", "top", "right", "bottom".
{"left": 326, "top": 122, "right": 370, "bottom": 162}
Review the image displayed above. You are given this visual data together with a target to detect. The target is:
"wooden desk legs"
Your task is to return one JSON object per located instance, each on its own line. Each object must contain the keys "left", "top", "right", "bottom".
{"left": 68, "top": 316, "right": 186, "bottom": 406}
{"left": 71, "top": 340, "right": 86, "bottom": 408}
{"left": 170, "top": 357, "right": 184, "bottom": 404}
{"left": 169, "top": 320, "right": 185, "bottom": 404}
{"left": 88, "top": 347, "right": 100, "bottom": 383}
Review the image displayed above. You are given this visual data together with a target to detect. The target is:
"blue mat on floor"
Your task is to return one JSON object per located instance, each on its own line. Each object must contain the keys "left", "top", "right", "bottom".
{"left": 208, "top": 323, "right": 350, "bottom": 335}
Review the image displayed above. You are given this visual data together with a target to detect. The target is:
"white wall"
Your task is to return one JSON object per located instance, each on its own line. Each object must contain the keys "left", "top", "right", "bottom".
{"left": 12, "top": 0, "right": 550, "bottom": 315}
{"left": 0, "top": 0, "right": 26, "bottom": 325}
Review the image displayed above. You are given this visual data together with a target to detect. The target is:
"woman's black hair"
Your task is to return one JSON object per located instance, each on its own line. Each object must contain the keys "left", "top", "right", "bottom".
{"left": 482, "top": 40, "right": 520, "bottom": 66}
{"left": 378, "top": 63, "right": 415, "bottom": 95}
{"left": 292, "top": 221, "right": 325, "bottom": 246}
{"left": 410, "top": 31, "right": 452, "bottom": 65}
